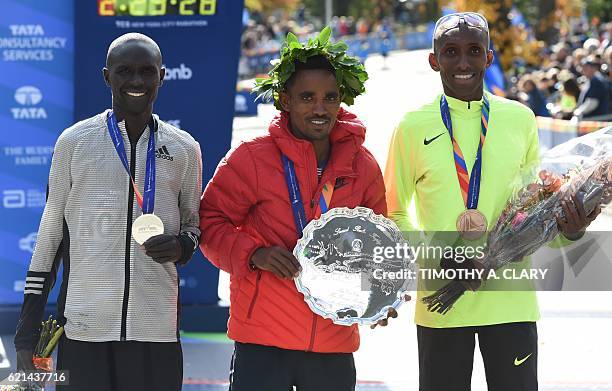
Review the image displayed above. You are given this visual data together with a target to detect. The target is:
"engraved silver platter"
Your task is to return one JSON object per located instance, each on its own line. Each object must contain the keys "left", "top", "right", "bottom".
{"left": 294, "top": 207, "right": 416, "bottom": 326}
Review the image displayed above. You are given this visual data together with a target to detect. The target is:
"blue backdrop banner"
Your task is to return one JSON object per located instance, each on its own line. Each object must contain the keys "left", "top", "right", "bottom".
{"left": 0, "top": 0, "right": 74, "bottom": 305}
{"left": 74, "top": 0, "right": 244, "bottom": 305}
{"left": 1, "top": 1, "right": 242, "bottom": 308}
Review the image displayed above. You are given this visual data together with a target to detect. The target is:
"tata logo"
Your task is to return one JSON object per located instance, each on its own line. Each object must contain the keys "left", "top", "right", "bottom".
{"left": 15, "top": 86, "right": 42, "bottom": 105}
{"left": 11, "top": 86, "right": 47, "bottom": 119}
{"left": 164, "top": 63, "right": 192, "bottom": 81}
{"left": 19, "top": 232, "right": 37, "bottom": 253}
{"left": 9, "top": 24, "right": 44, "bottom": 36}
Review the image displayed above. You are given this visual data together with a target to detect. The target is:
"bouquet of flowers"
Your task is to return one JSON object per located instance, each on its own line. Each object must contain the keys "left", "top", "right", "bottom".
{"left": 32, "top": 316, "right": 63, "bottom": 372}
{"left": 423, "top": 127, "right": 612, "bottom": 314}
{"left": 0, "top": 317, "right": 63, "bottom": 391}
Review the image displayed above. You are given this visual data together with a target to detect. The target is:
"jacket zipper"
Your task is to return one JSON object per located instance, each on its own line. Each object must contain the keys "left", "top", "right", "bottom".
{"left": 246, "top": 271, "right": 262, "bottom": 318}
{"left": 307, "top": 151, "right": 318, "bottom": 210}
{"left": 120, "top": 141, "right": 137, "bottom": 341}
{"left": 307, "top": 313, "right": 317, "bottom": 351}
{"left": 305, "top": 154, "right": 358, "bottom": 351}
{"left": 305, "top": 151, "right": 319, "bottom": 351}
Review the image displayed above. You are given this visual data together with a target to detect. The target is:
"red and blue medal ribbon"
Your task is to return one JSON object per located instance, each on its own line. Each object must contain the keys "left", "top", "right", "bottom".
{"left": 281, "top": 154, "right": 334, "bottom": 237}
{"left": 318, "top": 182, "right": 333, "bottom": 216}
{"left": 439, "top": 94, "right": 490, "bottom": 209}
{"left": 107, "top": 111, "right": 156, "bottom": 214}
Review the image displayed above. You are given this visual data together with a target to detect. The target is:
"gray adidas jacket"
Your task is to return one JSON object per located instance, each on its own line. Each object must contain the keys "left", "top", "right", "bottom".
{"left": 15, "top": 110, "right": 202, "bottom": 348}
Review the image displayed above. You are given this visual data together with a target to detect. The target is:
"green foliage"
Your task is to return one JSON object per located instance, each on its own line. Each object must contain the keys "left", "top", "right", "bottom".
{"left": 301, "top": 0, "right": 378, "bottom": 18}
{"left": 585, "top": 0, "right": 611, "bottom": 21}
{"left": 252, "top": 26, "right": 369, "bottom": 110}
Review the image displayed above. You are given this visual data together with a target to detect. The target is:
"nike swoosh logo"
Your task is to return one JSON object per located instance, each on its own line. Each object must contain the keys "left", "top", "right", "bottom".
{"left": 424, "top": 132, "right": 445, "bottom": 145}
{"left": 514, "top": 353, "right": 532, "bottom": 366}
{"left": 334, "top": 177, "right": 347, "bottom": 189}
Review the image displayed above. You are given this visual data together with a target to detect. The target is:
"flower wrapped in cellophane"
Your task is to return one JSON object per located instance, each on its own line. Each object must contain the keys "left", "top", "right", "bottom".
{"left": 423, "top": 127, "right": 612, "bottom": 314}
{"left": 0, "top": 316, "right": 63, "bottom": 391}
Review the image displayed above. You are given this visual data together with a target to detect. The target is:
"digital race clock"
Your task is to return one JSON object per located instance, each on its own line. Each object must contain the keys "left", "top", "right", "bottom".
{"left": 98, "top": 0, "right": 217, "bottom": 16}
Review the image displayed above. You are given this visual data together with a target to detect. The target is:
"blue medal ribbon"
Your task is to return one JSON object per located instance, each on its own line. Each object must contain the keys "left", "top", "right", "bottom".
{"left": 281, "top": 154, "right": 336, "bottom": 238}
{"left": 439, "top": 94, "right": 490, "bottom": 210}
{"left": 107, "top": 111, "right": 156, "bottom": 214}
{"left": 281, "top": 154, "right": 308, "bottom": 236}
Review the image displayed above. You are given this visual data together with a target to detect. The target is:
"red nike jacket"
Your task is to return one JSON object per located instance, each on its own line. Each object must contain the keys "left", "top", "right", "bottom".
{"left": 199, "top": 108, "right": 387, "bottom": 353}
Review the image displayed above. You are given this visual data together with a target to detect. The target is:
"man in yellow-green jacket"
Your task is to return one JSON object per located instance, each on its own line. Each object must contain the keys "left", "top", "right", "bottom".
{"left": 384, "top": 12, "right": 600, "bottom": 391}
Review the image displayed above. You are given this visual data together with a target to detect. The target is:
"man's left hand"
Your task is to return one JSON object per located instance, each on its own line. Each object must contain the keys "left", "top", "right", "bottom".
{"left": 143, "top": 234, "right": 182, "bottom": 263}
{"left": 556, "top": 194, "right": 601, "bottom": 240}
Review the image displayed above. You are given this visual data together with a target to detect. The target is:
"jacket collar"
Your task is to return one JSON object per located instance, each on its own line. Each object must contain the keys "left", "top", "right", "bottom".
{"left": 443, "top": 92, "right": 488, "bottom": 119}
{"left": 269, "top": 107, "right": 366, "bottom": 177}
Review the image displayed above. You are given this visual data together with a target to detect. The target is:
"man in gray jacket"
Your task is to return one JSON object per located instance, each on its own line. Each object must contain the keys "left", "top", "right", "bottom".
{"left": 14, "top": 33, "right": 202, "bottom": 391}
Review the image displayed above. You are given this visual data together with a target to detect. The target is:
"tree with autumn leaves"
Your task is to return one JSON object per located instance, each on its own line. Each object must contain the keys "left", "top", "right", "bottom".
{"left": 444, "top": 0, "right": 543, "bottom": 72}
{"left": 244, "top": 0, "right": 300, "bottom": 12}
{"left": 440, "top": 0, "right": 607, "bottom": 72}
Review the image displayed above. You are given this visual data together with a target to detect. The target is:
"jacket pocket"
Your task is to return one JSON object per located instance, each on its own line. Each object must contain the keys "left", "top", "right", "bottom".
{"left": 246, "top": 271, "right": 262, "bottom": 319}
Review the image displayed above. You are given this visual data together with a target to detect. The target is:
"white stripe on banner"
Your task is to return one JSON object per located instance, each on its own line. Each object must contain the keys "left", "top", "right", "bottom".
{"left": 26, "top": 276, "right": 45, "bottom": 282}
{"left": 24, "top": 289, "right": 43, "bottom": 295}
{"left": 0, "top": 337, "right": 10, "bottom": 368}
{"left": 25, "top": 283, "right": 44, "bottom": 289}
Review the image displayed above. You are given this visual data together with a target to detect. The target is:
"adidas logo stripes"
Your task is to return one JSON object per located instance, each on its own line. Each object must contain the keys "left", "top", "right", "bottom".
{"left": 156, "top": 145, "right": 174, "bottom": 161}
{"left": 24, "top": 276, "right": 45, "bottom": 295}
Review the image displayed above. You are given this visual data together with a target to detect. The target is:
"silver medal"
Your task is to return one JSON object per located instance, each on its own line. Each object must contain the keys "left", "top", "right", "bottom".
{"left": 132, "top": 214, "right": 164, "bottom": 244}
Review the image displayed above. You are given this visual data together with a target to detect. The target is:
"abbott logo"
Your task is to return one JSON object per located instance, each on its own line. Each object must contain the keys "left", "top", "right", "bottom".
{"left": 15, "top": 86, "right": 42, "bottom": 105}
{"left": 164, "top": 63, "right": 192, "bottom": 81}
{"left": 3, "top": 189, "right": 26, "bottom": 208}
{"left": 12, "top": 86, "right": 47, "bottom": 119}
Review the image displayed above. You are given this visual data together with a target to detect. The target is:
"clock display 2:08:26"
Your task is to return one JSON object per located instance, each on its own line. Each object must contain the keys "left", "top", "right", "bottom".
{"left": 98, "top": 0, "right": 217, "bottom": 16}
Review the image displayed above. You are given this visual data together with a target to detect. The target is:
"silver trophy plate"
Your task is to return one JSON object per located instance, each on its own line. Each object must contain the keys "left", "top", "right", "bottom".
{"left": 294, "top": 207, "right": 416, "bottom": 326}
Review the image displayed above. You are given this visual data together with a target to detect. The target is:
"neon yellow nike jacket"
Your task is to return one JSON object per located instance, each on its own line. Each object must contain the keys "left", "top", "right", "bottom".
{"left": 385, "top": 91, "right": 542, "bottom": 328}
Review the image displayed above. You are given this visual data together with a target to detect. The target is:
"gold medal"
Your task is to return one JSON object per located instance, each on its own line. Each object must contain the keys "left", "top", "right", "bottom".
{"left": 456, "top": 209, "right": 487, "bottom": 240}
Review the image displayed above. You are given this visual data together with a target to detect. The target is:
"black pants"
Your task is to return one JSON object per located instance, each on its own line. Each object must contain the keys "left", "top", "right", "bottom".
{"left": 229, "top": 342, "right": 356, "bottom": 391}
{"left": 418, "top": 322, "right": 538, "bottom": 391}
{"left": 55, "top": 335, "right": 182, "bottom": 391}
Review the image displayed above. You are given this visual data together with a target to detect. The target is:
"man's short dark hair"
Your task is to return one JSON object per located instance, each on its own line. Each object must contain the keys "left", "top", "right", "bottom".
{"left": 433, "top": 25, "right": 490, "bottom": 54}
{"left": 432, "top": 13, "right": 490, "bottom": 54}
{"left": 284, "top": 55, "right": 336, "bottom": 90}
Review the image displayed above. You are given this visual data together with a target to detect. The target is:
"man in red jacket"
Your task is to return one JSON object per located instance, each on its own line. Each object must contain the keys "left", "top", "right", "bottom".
{"left": 200, "top": 29, "right": 386, "bottom": 390}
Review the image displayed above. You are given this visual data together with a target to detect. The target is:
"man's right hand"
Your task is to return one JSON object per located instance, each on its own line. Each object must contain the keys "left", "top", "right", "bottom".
{"left": 16, "top": 349, "right": 35, "bottom": 371}
{"left": 250, "top": 247, "right": 302, "bottom": 279}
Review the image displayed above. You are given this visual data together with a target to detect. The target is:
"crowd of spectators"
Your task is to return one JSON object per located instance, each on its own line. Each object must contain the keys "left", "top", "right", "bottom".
{"left": 238, "top": 12, "right": 317, "bottom": 78}
{"left": 239, "top": 8, "right": 611, "bottom": 120}
{"left": 238, "top": 10, "right": 397, "bottom": 78}
{"left": 510, "top": 21, "right": 611, "bottom": 121}
{"left": 240, "top": 13, "right": 393, "bottom": 54}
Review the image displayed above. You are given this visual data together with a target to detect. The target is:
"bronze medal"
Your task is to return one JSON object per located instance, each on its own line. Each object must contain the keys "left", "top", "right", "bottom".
{"left": 456, "top": 209, "right": 487, "bottom": 240}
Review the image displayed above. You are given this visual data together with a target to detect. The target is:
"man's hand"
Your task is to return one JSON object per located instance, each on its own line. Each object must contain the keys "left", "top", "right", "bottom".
{"left": 250, "top": 247, "right": 301, "bottom": 279}
{"left": 370, "top": 294, "right": 411, "bottom": 329}
{"left": 16, "top": 349, "right": 35, "bottom": 371}
{"left": 143, "top": 234, "right": 182, "bottom": 264}
{"left": 440, "top": 255, "right": 485, "bottom": 291}
{"left": 556, "top": 194, "right": 601, "bottom": 241}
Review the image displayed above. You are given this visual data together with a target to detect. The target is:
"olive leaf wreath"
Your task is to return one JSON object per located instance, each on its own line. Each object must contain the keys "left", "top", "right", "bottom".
{"left": 253, "top": 26, "right": 368, "bottom": 110}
